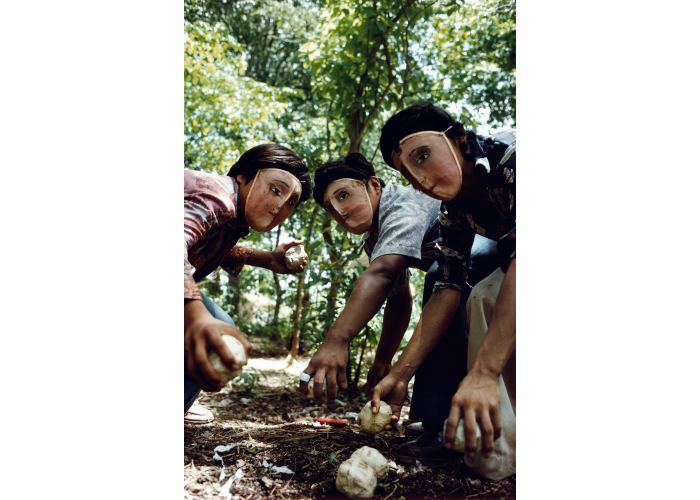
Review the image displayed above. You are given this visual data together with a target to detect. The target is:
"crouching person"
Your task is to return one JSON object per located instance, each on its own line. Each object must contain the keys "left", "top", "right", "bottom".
{"left": 298, "top": 152, "right": 442, "bottom": 402}
{"left": 185, "top": 144, "right": 312, "bottom": 423}
{"left": 372, "top": 102, "right": 516, "bottom": 479}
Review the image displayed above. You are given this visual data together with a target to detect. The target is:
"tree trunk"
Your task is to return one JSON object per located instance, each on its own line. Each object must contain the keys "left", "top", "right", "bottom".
{"left": 287, "top": 205, "right": 320, "bottom": 362}
{"left": 289, "top": 273, "right": 305, "bottom": 359}
{"left": 271, "top": 226, "right": 283, "bottom": 337}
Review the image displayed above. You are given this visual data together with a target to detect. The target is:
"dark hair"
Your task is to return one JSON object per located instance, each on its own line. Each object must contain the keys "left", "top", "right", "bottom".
{"left": 227, "top": 143, "right": 312, "bottom": 203}
{"left": 312, "top": 153, "right": 385, "bottom": 207}
{"left": 379, "top": 102, "right": 481, "bottom": 171}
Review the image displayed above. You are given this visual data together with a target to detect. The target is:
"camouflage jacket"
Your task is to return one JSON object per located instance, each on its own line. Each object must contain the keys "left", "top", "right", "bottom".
{"left": 435, "top": 140, "right": 516, "bottom": 291}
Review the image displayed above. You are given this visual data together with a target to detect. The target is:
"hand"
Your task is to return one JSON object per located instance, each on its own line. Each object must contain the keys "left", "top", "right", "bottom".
{"left": 268, "top": 240, "right": 307, "bottom": 274}
{"left": 184, "top": 303, "right": 252, "bottom": 392}
{"left": 444, "top": 371, "right": 502, "bottom": 458}
{"left": 370, "top": 373, "right": 408, "bottom": 428}
{"left": 298, "top": 336, "right": 348, "bottom": 400}
{"left": 365, "top": 359, "right": 392, "bottom": 394}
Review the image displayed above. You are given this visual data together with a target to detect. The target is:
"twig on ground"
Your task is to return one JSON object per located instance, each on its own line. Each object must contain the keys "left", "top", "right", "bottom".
{"left": 382, "top": 484, "right": 398, "bottom": 500}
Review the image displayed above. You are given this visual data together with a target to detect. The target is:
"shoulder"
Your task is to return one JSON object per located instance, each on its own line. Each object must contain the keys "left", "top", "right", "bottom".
{"left": 184, "top": 169, "right": 238, "bottom": 216}
{"left": 380, "top": 183, "right": 441, "bottom": 215}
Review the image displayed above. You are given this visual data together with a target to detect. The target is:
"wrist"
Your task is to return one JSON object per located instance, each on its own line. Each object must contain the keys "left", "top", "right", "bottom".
{"left": 471, "top": 360, "right": 501, "bottom": 379}
{"left": 184, "top": 299, "right": 209, "bottom": 328}
{"left": 327, "top": 326, "right": 353, "bottom": 345}
{"left": 389, "top": 362, "right": 415, "bottom": 384}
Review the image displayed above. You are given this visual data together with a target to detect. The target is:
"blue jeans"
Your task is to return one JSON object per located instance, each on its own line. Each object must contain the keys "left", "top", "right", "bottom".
{"left": 408, "top": 235, "right": 500, "bottom": 433}
{"left": 184, "top": 292, "right": 236, "bottom": 413}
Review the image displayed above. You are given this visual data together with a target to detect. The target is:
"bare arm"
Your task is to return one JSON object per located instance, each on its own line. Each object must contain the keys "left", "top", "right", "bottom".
{"left": 369, "top": 285, "right": 462, "bottom": 420}
{"left": 329, "top": 254, "right": 413, "bottom": 343}
{"left": 300, "top": 253, "right": 413, "bottom": 399}
{"left": 366, "top": 282, "right": 412, "bottom": 391}
{"left": 444, "top": 258, "right": 516, "bottom": 458}
{"left": 385, "top": 286, "right": 461, "bottom": 382}
{"left": 223, "top": 241, "right": 307, "bottom": 274}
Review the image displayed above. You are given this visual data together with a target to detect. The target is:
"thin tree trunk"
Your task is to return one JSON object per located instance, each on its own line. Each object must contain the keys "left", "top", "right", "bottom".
{"left": 271, "top": 226, "right": 283, "bottom": 336}
{"left": 288, "top": 205, "right": 320, "bottom": 362}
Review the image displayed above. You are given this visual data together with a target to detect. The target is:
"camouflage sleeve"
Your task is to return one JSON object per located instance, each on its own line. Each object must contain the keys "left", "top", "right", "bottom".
{"left": 434, "top": 207, "right": 475, "bottom": 292}
{"left": 496, "top": 144, "right": 516, "bottom": 271}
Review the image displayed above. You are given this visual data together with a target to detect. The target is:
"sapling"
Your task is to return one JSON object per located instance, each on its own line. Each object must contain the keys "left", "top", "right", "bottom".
{"left": 359, "top": 401, "right": 392, "bottom": 434}
{"left": 208, "top": 335, "right": 247, "bottom": 383}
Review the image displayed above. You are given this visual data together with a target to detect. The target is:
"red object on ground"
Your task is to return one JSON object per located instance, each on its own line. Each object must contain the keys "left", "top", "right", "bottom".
{"left": 315, "top": 417, "right": 350, "bottom": 427}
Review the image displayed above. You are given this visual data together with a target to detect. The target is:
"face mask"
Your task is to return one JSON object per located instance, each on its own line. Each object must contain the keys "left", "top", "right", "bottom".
{"left": 244, "top": 168, "right": 302, "bottom": 232}
{"left": 396, "top": 125, "right": 463, "bottom": 200}
{"left": 323, "top": 178, "right": 374, "bottom": 234}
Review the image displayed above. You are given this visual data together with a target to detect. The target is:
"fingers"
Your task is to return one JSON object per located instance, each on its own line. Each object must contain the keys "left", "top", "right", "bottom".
{"left": 444, "top": 404, "right": 461, "bottom": 448}
{"left": 209, "top": 332, "right": 241, "bottom": 373}
{"left": 490, "top": 405, "right": 502, "bottom": 442}
{"left": 282, "top": 240, "right": 304, "bottom": 250}
{"left": 226, "top": 326, "right": 251, "bottom": 357}
{"left": 298, "top": 364, "right": 314, "bottom": 395}
{"left": 326, "top": 369, "right": 338, "bottom": 400}
{"left": 384, "top": 414, "right": 399, "bottom": 430}
{"left": 463, "top": 408, "right": 479, "bottom": 455}
{"left": 337, "top": 365, "right": 348, "bottom": 391}
{"left": 478, "top": 408, "right": 495, "bottom": 458}
{"left": 185, "top": 340, "right": 203, "bottom": 389}
{"left": 313, "top": 369, "right": 326, "bottom": 400}
{"left": 371, "top": 385, "right": 382, "bottom": 414}
{"left": 193, "top": 336, "right": 223, "bottom": 392}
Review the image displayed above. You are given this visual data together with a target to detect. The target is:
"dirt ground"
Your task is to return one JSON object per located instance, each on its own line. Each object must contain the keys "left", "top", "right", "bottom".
{"left": 184, "top": 354, "right": 515, "bottom": 499}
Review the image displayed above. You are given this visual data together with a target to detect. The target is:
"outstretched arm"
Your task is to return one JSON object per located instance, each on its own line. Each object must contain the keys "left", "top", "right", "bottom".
{"left": 444, "top": 258, "right": 516, "bottom": 458}
{"left": 371, "top": 286, "right": 462, "bottom": 419}
{"left": 223, "top": 240, "right": 308, "bottom": 275}
{"left": 300, "top": 253, "right": 414, "bottom": 399}
{"left": 366, "top": 282, "right": 412, "bottom": 392}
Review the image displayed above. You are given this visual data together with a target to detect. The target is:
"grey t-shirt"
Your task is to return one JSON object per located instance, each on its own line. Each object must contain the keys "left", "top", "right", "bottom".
{"left": 362, "top": 183, "right": 442, "bottom": 294}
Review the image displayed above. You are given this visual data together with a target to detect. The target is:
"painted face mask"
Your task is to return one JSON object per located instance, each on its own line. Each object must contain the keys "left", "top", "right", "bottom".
{"left": 323, "top": 178, "right": 373, "bottom": 234}
{"left": 244, "top": 168, "right": 302, "bottom": 232}
{"left": 397, "top": 125, "right": 463, "bottom": 200}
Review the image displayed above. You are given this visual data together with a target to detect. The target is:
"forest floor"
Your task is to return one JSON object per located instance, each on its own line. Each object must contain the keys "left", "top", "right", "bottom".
{"left": 184, "top": 345, "right": 515, "bottom": 499}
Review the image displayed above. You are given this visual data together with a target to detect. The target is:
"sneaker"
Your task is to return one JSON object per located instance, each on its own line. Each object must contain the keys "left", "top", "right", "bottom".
{"left": 404, "top": 421, "right": 424, "bottom": 436}
{"left": 396, "top": 431, "right": 460, "bottom": 466}
{"left": 184, "top": 402, "right": 214, "bottom": 425}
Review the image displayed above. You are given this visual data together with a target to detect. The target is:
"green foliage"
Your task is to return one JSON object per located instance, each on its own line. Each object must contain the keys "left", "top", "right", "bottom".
{"left": 184, "top": 0, "right": 515, "bottom": 364}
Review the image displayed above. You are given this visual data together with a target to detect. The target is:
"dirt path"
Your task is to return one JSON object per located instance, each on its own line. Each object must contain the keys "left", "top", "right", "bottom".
{"left": 184, "top": 356, "right": 515, "bottom": 499}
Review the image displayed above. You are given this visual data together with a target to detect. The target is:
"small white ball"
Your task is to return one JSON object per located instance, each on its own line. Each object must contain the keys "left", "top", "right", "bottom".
{"left": 335, "top": 458, "right": 377, "bottom": 498}
{"left": 208, "top": 335, "right": 247, "bottom": 383}
{"left": 350, "top": 446, "right": 388, "bottom": 479}
{"left": 284, "top": 245, "right": 307, "bottom": 271}
{"left": 359, "top": 401, "right": 392, "bottom": 434}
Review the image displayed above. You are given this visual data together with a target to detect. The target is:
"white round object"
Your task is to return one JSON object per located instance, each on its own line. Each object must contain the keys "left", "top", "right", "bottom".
{"left": 335, "top": 458, "right": 377, "bottom": 498}
{"left": 443, "top": 417, "right": 481, "bottom": 453}
{"left": 208, "top": 335, "right": 247, "bottom": 383}
{"left": 350, "top": 446, "right": 388, "bottom": 479}
{"left": 359, "top": 400, "right": 392, "bottom": 434}
{"left": 284, "top": 244, "right": 307, "bottom": 271}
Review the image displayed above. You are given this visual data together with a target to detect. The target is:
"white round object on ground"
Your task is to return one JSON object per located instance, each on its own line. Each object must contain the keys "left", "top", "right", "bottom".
{"left": 359, "top": 400, "right": 392, "bottom": 434}
{"left": 443, "top": 417, "right": 481, "bottom": 453}
{"left": 335, "top": 457, "right": 377, "bottom": 498}
{"left": 350, "top": 446, "right": 388, "bottom": 479}
{"left": 284, "top": 244, "right": 307, "bottom": 271}
{"left": 208, "top": 335, "right": 247, "bottom": 383}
